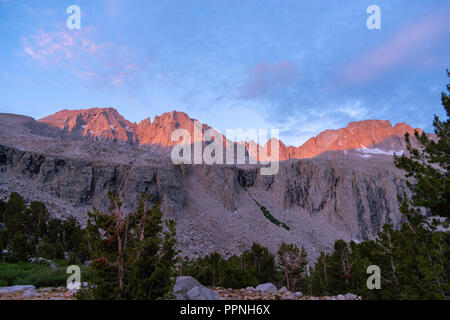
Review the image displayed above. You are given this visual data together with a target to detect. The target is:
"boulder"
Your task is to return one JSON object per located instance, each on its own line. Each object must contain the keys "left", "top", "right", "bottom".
{"left": 0, "top": 285, "right": 36, "bottom": 294}
{"left": 255, "top": 283, "right": 277, "bottom": 293}
{"left": 278, "top": 287, "right": 288, "bottom": 294}
{"left": 344, "top": 293, "right": 358, "bottom": 300}
{"left": 173, "top": 276, "right": 220, "bottom": 300}
{"left": 29, "top": 257, "right": 57, "bottom": 270}
{"left": 290, "top": 291, "right": 303, "bottom": 299}
{"left": 22, "top": 289, "right": 40, "bottom": 298}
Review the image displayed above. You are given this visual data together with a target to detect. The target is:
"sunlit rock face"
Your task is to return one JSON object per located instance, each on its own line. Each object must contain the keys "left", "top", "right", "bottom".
{"left": 38, "top": 108, "right": 420, "bottom": 162}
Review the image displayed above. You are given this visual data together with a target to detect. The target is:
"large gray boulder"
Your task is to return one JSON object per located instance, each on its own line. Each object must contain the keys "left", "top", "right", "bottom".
{"left": 173, "top": 276, "right": 220, "bottom": 300}
{"left": 255, "top": 283, "right": 277, "bottom": 293}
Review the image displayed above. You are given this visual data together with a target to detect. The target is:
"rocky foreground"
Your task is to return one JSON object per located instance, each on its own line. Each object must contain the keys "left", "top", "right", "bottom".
{"left": 173, "top": 276, "right": 360, "bottom": 301}
{"left": 210, "top": 286, "right": 359, "bottom": 300}
{"left": 0, "top": 285, "right": 75, "bottom": 300}
{"left": 0, "top": 277, "right": 360, "bottom": 300}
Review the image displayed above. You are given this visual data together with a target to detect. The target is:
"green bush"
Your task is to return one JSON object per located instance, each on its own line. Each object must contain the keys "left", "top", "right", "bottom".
{"left": 38, "top": 237, "right": 65, "bottom": 260}
{"left": 0, "top": 261, "right": 90, "bottom": 288}
{"left": 10, "top": 232, "right": 35, "bottom": 262}
{"left": 253, "top": 200, "right": 290, "bottom": 231}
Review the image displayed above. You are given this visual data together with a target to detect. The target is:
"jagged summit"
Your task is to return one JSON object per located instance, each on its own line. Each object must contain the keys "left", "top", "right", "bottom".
{"left": 37, "top": 108, "right": 422, "bottom": 159}
{"left": 38, "top": 107, "right": 138, "bottom": 143}
{"left": 289, "top": 119, "right": 421, "bottom": 159}
{"left": 38, "top": 108, "right": 211, "bottom": 147}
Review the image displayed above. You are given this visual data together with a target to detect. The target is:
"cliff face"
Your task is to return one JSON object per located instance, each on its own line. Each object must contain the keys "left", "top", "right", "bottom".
{"left": 0, "top": 112, "right": 413, "bottom": 259}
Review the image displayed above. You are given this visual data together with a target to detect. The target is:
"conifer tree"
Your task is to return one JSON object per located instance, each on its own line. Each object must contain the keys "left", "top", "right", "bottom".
{"left": 81, "top": 193, "right": 177, "bottom": 300}
{"left": 277, "top": 242, "right": 308, "bottom": 291}
{"left": 4, "top": 192, "right": 29, "bottom": 237}
{"left": 310, "top": 252, "right": 330, "bottom": 296}
{"left": 394, "top": 70, "right": 450, "bottom": 218}
{"left": 244, "top": 242, "right": 277, "bottom": 285}
{"left": 28, "top": 201, "right": 49, "bottom": 240}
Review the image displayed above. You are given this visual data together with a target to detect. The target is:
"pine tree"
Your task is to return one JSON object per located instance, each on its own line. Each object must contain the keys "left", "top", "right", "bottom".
{"left": 128, "top": 195, "right": 177, "bottom": 299}
{"left": 325, "top": 240, "right": 354, "bottom": 295}
{"left": 394, "top": 70, "right": 450, "bottom": 218}
{"left": 244, "top": 242, "right": 277, "bottom": 285}
{"left": 277, "top": 242, "right": 308, "bottom": 291}
{"left": 81, "top": 193, "right": 177, "bottom": 300}
{"left": 28, "top": 201, "right": 49, "bottom": 240}
{"left": 310, "top": 252, "right": 330, "bottom": 296}
{"left": 4, "top": 192, "right": 29, "bottom": 237}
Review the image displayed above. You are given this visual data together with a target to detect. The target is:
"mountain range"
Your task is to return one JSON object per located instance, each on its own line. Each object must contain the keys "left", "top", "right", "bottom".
{"left": 0, "top": 108, "right": 424, "bottom": 259}
{"left": 38, "top": 107, "right": 421, "bottom": 160}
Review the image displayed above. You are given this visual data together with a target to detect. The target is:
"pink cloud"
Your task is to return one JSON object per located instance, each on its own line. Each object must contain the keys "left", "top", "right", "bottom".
{"left": 338, "top": 9, "right": 450, "bottom": 86}
{"left": 239, "top": 61, "right": 300, "bottom": 99}
{"left": 22, "top": 27, "right": 150, "bottom": 89}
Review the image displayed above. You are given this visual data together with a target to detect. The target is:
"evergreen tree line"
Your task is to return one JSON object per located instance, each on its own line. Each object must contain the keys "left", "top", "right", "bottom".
{"left": 0, "top": 192, "right": 88, "bottom": 263}
{"left": 178, "top": 217, "right": 449, "bottom": 300}
{"left": 179, "top": 242, "right": 307, "bottom": 293}
{"left": 0, "top": 192, "right": 178, "bottom": 300}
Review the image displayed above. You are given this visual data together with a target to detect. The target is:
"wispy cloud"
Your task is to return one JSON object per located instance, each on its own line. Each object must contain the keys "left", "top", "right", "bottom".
{"left": 336, "top": 9, "right": 450, "bottom": 87}
{"left": 339, "top": 100, "right": 368, "bottom": 119}
{"left": 239, "top": 61, "right": 300, "bottom": 99}
{"left": 22, "top": 27, "right": 151, "bottom": 89}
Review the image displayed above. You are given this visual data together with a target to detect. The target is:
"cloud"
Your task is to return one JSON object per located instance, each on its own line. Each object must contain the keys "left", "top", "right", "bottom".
{"left": 339, "top": 100, "right": 368, "bottom": 119}
{"left": 21, "top": 27, "right": 151, "bottom": 89}
{"left": 336, "top": 9, "right": 450, "bottom": 86}
{"left": 279, "top": 110, "right": 346, "bottom": 147}
{"left": 239, "top": 61, "right": 300, "bottom": 99}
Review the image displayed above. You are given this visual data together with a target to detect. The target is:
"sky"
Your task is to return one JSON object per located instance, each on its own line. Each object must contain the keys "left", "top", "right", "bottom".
{"left": 0, "top": 0, "right": 449, "bottom": 146}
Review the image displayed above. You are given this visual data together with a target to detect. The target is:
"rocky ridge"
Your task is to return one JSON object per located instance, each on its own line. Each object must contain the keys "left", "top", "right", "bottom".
{"left": 37, "top": 107, "right": 421, "bottom": 161}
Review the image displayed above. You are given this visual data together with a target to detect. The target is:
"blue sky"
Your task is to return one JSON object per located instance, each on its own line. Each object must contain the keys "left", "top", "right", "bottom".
{"left": 0, "top": 0, "right": 449, "bottom": 146}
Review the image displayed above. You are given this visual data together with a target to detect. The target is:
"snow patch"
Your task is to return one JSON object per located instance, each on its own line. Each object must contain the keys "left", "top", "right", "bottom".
{"left": 357, "top": 147, "right": 404, "bottom": 157}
